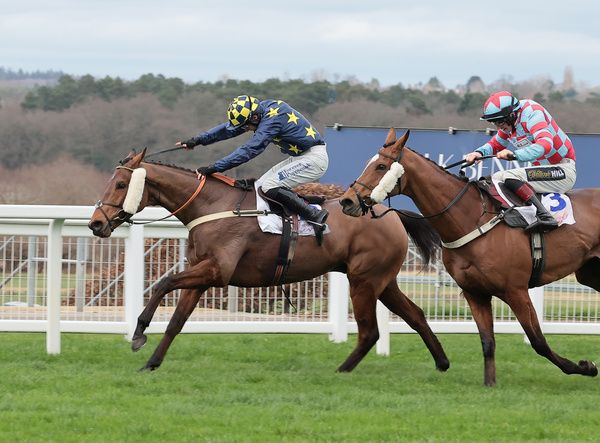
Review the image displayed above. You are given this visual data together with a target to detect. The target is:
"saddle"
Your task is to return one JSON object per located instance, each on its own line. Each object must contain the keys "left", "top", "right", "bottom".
{"left": 475, "top": 177, "right": 537, "bottom": 228}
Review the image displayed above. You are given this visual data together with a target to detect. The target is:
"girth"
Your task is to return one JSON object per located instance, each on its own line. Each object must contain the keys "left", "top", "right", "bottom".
{"left": 257, "top": 187, "right": 301, "bottom": 286}
{"left": 529, "top": 232, "right": 545, "bottom": 288}
{"left": 273, "top": 213, "right": 300, "bottom": 286}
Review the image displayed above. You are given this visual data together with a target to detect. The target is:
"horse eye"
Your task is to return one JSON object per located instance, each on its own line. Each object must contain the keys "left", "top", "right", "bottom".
{"left": 376, "top": 164, "right": 387, "bottom": 171}
{"left": 116, "top": 182, "right": 127, "bottom": 190}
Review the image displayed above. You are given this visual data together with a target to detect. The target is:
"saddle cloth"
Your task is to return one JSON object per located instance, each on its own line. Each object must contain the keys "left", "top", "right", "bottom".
{"left": 492, "top": 179, "right": 576, "bottom": 226}
{"left": 254, "top": 182, "right": 330, "bottom": 236}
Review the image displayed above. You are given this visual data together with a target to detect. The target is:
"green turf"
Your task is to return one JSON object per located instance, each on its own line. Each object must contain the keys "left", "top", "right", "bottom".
{"left": 0, "top": 333, "right": 598, "bottom": 442}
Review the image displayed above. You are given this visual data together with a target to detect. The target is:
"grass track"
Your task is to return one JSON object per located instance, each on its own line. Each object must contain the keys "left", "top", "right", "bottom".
{"left": 0, "top": 333, "right": 599, "bottom": 442}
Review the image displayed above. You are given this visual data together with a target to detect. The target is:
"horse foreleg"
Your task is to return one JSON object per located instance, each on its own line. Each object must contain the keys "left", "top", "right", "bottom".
{"left": 132, "top": 257, "right": 222, "bottom": 351}
{"left": 131, "top": 274, "right": 175, "bottom": 351}
{"left": 379, "top": 282, "right": 449, "bottom": 371}
{"left": 504, "top": 289, "right": 598, "bottom": 377}
{"left": 139, "top": 288, "right": 203, "bottom": 372}
{"left": 463, "top": 292, "right": 497, "bottom": 386}
{"left": 337, "top": 284, "right": 378, "bottom": 373}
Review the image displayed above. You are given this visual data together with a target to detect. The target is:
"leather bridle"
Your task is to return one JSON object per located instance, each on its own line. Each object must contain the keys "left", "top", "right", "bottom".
{"left": 94, "top": 165, "right": 207, "bottom": 231}
{"left": 94, "top": 166, "right": 137, "bottom": 231}
{"left": 348, "top": 141, "right": 402, "bottom": 215}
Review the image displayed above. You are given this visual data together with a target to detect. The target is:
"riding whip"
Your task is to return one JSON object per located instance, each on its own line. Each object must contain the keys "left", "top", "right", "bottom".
{"left": 144, "top": 146, "right": 186, "bottom": 159}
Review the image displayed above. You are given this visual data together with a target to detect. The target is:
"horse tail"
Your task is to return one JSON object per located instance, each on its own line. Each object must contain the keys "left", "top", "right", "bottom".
{"left": 396, "top": 211, "right": 440, "bottom": 266}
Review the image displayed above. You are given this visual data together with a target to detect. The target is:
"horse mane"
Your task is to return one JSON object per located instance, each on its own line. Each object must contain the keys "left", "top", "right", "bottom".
{"left": 143, "top": 160, "right": 196, "bottom": 174}
{"left": 406, "top": 146, "right": 469, "bottom": 183}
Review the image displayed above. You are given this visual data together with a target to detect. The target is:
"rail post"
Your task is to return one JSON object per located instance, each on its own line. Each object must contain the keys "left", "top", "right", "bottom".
{"left": 75, "top": 237, "right": 88, "bottom": 312}
{"left": 124, "top": 224, "right": 145, "bottom": 341}
{"left": 328, "top": 272, "right": 349, "bottom": 343}
{"left": 376, "top": 300, "right": 390, "bottom": 356}
{"left": 27, "top": 236, "right": 37, "bottom": 307}
{"left": 47, "top": 219, "right": 64, "bottom": 355}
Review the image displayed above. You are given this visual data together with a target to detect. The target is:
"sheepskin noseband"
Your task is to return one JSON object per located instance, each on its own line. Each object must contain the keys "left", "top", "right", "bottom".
{"left": 370, "top": 162, "right": 404, "bottom": 203}
{"left": 122, "top": 168, "right": 146, "bottom": 214}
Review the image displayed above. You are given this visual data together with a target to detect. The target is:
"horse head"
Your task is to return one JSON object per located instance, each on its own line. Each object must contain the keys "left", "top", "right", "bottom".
{"left": 340, "top": 128, "right": 410, "bottom": 216}
{"left": 88, "top": 148, "right": 149, "bottom": 237}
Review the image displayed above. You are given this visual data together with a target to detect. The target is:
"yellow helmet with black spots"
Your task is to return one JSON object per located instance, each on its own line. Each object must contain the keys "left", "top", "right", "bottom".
{"left": 227, "top": 95, "right": 259, "bottom": 127}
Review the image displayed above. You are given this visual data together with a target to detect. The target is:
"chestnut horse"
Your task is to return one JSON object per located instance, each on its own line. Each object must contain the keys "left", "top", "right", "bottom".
{"left": 340, "top": 128, "right": 600, "bottom": 386}
{"left": 88, "top": 148, "right": 449, "bottom": 373}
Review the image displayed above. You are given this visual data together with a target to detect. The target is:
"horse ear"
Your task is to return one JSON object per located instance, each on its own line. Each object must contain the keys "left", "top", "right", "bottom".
{"left": 384, "top": 128, "right": 397, "bottom": 145}
{"left": 129, "top": 148, "right": 146, "bottom": 167}
{"left": 397, "top": 129, "right": 410, "bottom": 147}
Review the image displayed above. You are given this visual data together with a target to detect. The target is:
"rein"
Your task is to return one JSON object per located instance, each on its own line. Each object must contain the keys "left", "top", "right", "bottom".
{"left": 369, "top": 180, "right": 472, "bottom": 220}
{"left": 133, "top": 172, "right": 206, "bottom": 225}
{"left": 443, "top": 155, "right": 496, "bottom": 170}
{"left": 361, "top": 148, "right": 503, "bottom": 247}
{"left": 356, "top": 146, "right": 495, "bottom": 220}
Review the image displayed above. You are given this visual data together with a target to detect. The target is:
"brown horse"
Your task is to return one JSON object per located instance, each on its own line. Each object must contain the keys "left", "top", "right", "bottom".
{"left": 88, "top": 148, "right": 449, "bottom": 372}
{"left": 340, "top": 128, "right": 600, "bottom": 386}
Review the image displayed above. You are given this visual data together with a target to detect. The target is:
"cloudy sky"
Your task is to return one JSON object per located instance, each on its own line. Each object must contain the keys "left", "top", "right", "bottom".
{"left": 2, "top": 0, "right": 600, "bottom": 88}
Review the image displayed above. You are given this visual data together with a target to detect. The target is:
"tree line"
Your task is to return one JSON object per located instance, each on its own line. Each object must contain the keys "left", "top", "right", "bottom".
{"left": 19, "top": 73, "right": 499, "bottom": 115}
{"left": 20, "top": 73, "right": 600, "bottom": 115}
{"left": 0, "top": 66, "right": 64, "bottom": 81}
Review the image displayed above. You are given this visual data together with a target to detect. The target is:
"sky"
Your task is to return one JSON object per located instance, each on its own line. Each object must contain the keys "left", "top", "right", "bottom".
{"left": 2, "top": 0, "right": 600, "bottom": 88}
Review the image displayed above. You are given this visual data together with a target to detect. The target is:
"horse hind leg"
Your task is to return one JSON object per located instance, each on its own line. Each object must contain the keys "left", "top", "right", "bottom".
{"left": 139, "top": 288, "right": 202, "bottom": 371}
{"left": 575, "top": 256, "right": 600, "bottom": 291}
{"left": 336, "top": 282, "right": 379, "bottom": 373}
{"left": 505, "top": 289, "right": 598, "bottom": 378}
{"left": 378, "top": 281, "right": 449, "bottom": 372}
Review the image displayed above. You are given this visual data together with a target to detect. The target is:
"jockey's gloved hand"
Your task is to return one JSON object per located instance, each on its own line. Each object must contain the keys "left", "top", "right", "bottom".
{"left": 181, "top": 138, "right": 199, "bottom": 150}
{"left": 196, "top": 165, "right": 217, "bottom": 176}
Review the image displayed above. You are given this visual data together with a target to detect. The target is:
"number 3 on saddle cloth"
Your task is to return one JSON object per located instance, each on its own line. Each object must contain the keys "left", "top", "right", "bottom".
{"left": 482, "top": 178, "right": 576, "bottom": 228}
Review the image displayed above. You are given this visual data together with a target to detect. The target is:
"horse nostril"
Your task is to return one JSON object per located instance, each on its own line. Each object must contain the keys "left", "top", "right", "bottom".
{"left": 88, "top": 220, "right": 102, "bottom": 232}
{"left": 340, "top": 198, "right": 353, "bottom": 208}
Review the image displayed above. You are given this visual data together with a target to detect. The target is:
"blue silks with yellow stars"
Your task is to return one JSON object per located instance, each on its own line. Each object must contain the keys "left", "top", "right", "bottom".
{"left": 191, "top": 99, "right": 325, "bottom": 173}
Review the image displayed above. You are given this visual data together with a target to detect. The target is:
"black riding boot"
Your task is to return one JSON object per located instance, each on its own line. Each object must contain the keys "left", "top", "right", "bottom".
{"left": 526, "top": 196, "right": 559, "bottom": 231}
{"left": 264, "top": 187, "right": 329, "bottom": 225}
{"left": 504, "top": 178, "right": 558, "bottom": 232}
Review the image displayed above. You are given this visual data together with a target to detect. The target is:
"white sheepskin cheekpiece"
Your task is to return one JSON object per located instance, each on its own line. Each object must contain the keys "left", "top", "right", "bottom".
{"left": 370, "top": 162, "right": 404, "bottom": 203}
{"left": 122, "top": 168, "right": 146, "bottom": 214}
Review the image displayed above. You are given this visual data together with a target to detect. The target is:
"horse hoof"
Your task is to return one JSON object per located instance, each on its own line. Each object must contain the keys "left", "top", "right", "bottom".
{"left": 579, "top": 360, "right": 598, "bottom": 376}
{"left": 138, "top": 362, "right": 160, "bottom": 372}
{"left": 436, "top": 359, "right": 450, "bottom": 372}
{"left": 131, "top": 334, "right": 147, "bottom": 352}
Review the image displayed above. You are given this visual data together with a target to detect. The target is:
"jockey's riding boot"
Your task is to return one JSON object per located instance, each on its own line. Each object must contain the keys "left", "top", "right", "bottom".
{"left": 526, "top": 196, "right": 559, "bottom": 232}
{"left": 264, "top": 187, "right": 329, "bottom": 225}
{"left": 504, "top": 178, "right": 558, "bottom": 232}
